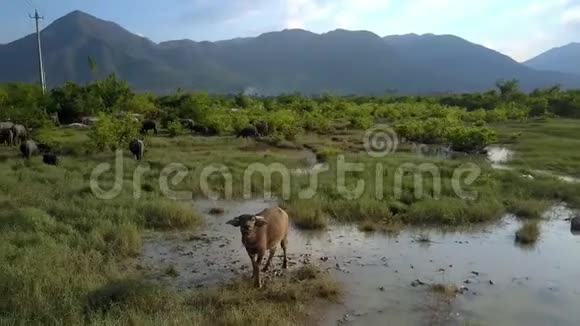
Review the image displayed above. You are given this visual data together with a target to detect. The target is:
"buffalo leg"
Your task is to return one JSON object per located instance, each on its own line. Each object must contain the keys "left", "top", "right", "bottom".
{"left": 262, "top": 248, "right": 276, "bottom": 272}
{"left": 281, "top": 237, "right": 288, "bottom": 269}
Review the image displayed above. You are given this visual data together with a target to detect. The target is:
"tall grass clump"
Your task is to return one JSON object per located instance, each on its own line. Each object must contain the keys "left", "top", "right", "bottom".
{"left": 506, "top": 199, "right": 550, "bottom": 219}
{"left": 191, "top": 266, "right": 341, "bottom": 325}
{"left": 138, "top": 200, "right": 202, "bottom": 230}
{"left": 285, "top": 199, "right": 328, "bottom": 230}
{"left": 515, "top": 222, "right": 540, "bottom": 244}
{"left": 404, "top": 198, "right": 468, "bottom": 225}
{"left": 403, "top": 196, "right": 507, "bottom": 226}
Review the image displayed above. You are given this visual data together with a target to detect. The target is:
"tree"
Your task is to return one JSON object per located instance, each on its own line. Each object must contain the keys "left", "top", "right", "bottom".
{"left": 179, "top": 92, "right": 211, "bottom": 120}
{"left": 495, "top": 79, "right": 522, "bottom": 101}
{"left": 268, "top": 109, "right": 302, "bottom": 140}
{"left": 527, "top": 97, "right": 548, "bottom": 117}
{"left": 167, "top": 119, "right": 184, "bottom": 137}
{"left": 448, "top": 126, "right": 496, "bottom": 153}
{"left": 234, "top": 92, "right": 252, "bottom": 108}
{"left": 88, "top": 56, "right": 98, "bottom": 80}
{"left": 125, "top": 93, "right": 158, "bottom": 116}
{"left": 92, "top": 74, "right": 133, "bottom": 110}
{"left": 49, "top": 82, "right": 101, "bottom": 123}
{"left": 88, "top": 112, "right": 140, "bottom": 151}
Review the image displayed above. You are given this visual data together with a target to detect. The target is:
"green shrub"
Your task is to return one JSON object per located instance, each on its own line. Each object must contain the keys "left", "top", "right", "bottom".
{"left": 167, "top": 119, "right": 184, "bottom": 137}
{"left": 269, "top": 109, "right": 302, "bottom": 141}
{"left": 88, "top": 112, "right": 140, "bottom": 151}
{"left": 201, "top": 111, "right": 233, "bottom": 135}
{"left": 349, "top": 115, "right": 373, "bottom": 129}
{"left": 303, "top": 110, "right": 333, "bottom": 133}
{"left": 448, "top": 125, "right": 496, "bottom": 153}
{"left": 32, "top": 127, "right": 59, "bottom": 147}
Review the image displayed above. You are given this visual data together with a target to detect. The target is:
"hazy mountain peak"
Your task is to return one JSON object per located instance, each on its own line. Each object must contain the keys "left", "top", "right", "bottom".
{"left": 384, "top": 33, "right": 468, "bottom": 43}
{"left": 525, "top": 42, "right": 580, "bottom": 75}
{"left": 325, "top": 29, "right": 381, "bottom": 39}
{"left": 257, "top": 29, "right": 316, "bottom": 39}
{"left": 42, "top": 9, "right": 153, "bottom": 46}
{"left": 47, "top": 10, "right": 111, "bottom": 31}
{"left": 1, "top": 10, "right": 579, "bottom": 94}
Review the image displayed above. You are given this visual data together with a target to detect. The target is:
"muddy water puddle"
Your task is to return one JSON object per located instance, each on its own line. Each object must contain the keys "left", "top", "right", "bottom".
{"left": 141, "top": 199, "right": 580, "bottom": 325}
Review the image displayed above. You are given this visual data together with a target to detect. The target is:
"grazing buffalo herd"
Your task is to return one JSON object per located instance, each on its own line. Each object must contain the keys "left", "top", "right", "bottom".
{"left": 0, "top": 122, "right": 57, "bottom": 164}
{"left": 1, "top": 117, "right": 270, "bottom": 164}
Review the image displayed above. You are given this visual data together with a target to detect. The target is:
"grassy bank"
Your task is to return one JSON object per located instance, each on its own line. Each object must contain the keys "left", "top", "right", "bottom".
{"left": 284, "top": 152, "right": 580, "bottom": 229}
{"left": 84, "top": 266, "right": 339, "bottom": 325}
{"left": 0, "top": 146, "right": 201, "bottom": 324}
{"left": 495, "top": 118, "right": 580, "bottom": 177}
{"left": 284, "top": 118, "right": 580, "bottom": 229}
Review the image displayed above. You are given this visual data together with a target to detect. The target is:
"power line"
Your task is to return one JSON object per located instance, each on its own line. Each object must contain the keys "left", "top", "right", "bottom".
{"left": 23, "top": 0, "right": 35, "bottom": 10}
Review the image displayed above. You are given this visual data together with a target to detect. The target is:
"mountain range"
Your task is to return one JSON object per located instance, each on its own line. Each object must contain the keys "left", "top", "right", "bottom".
{"left": 524, "top": 43, "right": 580, "bottom": 76}
{"left": 0, "top": 10, "right": 578, "bottom": 95}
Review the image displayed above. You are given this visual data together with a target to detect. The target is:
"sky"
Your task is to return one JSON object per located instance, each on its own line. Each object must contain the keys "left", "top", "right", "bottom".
{"left": 1, "top": 0, "right": 579, "bottom": 61}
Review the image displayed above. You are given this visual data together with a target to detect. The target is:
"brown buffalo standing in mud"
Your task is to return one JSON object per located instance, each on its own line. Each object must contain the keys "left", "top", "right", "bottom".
{"left": 227, "top": 207, "right": 289, "bottom": 288}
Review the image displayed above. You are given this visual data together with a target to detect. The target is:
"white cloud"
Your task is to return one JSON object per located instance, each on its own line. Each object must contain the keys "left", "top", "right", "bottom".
{"left": 523, "top": 0, "right": 570, "bottom": 16}
{"left": 284, "top": 0, "right": 335, "bottom": 29}
{"left": 283, "top": 0, "right": 390, "bottom": 30}
{"left": 338, "top": 0, "right": 391, "bottom": 28}
{"left": 476, "top": 0, "right": 579, "bottom": 61}
{"left": 492, "top": 35, "right": 555, "bottom": 61}
{"left": 174, "top": 0, "right": 578, "bottom": 61}
{"left": 562, "top": 6, "right": 580, "bottom": 27}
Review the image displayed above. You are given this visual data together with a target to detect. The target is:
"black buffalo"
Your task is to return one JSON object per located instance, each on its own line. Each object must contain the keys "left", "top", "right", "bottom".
{"left": 37, "top": 143, "right": 51, "bottom": 153}
{"left": 42, "top": 153, "right": 59, "bottom": 166}
{"left": 20, "top": 140, "right": 39, "bottom": 159}
{"left": 129, "top": 139, "right": 145, "bottom": 160}
{"left": 141, "top": 120, "right": 158, "bottom": 135}
{"left": 237, "top": 126, "right": 259, "bottom": 139}
{"left": 192, "top": 125, "right": 218, "bottom": 136}
{"left": 0, "top": 128, "right": 14, "bottom": 146}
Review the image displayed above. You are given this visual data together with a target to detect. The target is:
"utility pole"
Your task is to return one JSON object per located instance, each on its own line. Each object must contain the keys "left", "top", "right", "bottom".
{"left": 29, "top": 9, "right": 46, "bottom": 94}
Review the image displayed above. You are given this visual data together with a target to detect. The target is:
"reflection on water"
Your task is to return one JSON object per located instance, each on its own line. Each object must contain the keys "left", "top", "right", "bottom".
{"left": 141, "top": 200, "right": 580, "bottom": 326}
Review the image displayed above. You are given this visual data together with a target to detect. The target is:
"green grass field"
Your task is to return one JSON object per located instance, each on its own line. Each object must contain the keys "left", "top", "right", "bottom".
{"left": 0, "top": 129, "right": 344, "bottom": 325}
{"left": 1, "top": 118, "right": 579, "bottom": 324}
{"left": 495, "top": 118, "right": 580, "bottom": 177}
